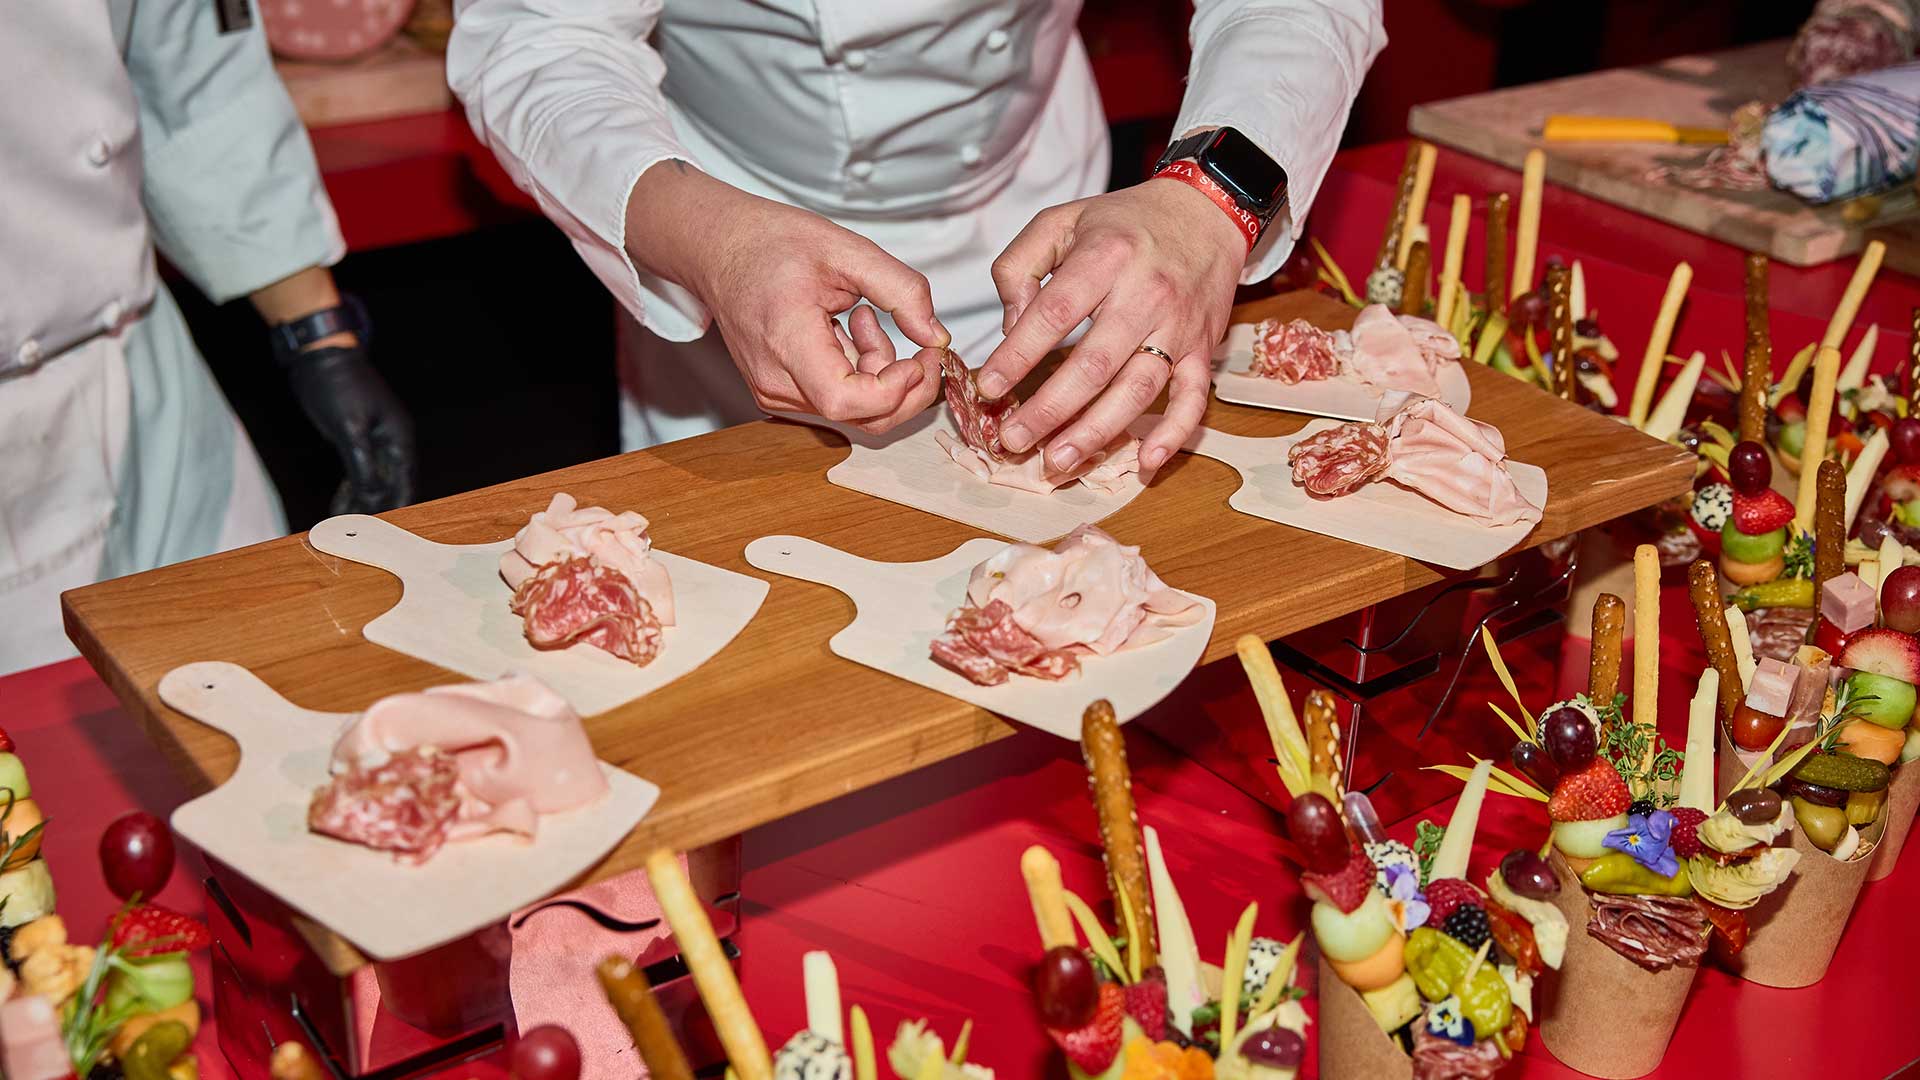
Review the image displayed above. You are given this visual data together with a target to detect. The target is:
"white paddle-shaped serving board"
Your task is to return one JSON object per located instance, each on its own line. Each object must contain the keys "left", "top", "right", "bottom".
{"left": 307, "top": 515, "right": 768, "bottom": 717}
{"left": 743, "top": 536, "right": 1214, "bottom": 739}
{"left": 788, "top": 409, "right": 1147, "bottom": 544}
{"left": 158, "top": 661, "right": 660, "bottom": 961}
{"left": 1211, "top": 322, "right": 1472, "bottom": 421}
{"left": 1156, "top": 419, "right": 1548, "bottom": 570}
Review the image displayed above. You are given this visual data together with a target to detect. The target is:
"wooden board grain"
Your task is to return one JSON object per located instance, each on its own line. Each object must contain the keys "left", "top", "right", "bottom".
{"left": 62, "top": 291, "right": 1693, "bottom": 891}
{"left": 1408, "top": 40, "right": 1920, "bottom": 270}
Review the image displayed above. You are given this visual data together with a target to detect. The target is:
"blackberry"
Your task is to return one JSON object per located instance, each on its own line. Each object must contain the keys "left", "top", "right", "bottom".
{"left": 1441, "top": 904, "right": 1490, "bottom": 950}
{"left": 1628, "top": 797, "right": 1656, "bottom": 817}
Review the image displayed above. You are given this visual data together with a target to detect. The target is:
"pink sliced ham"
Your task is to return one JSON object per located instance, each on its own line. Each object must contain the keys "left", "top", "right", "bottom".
{"left": 1343, "top": 304, "right": 1455, "bottom": 399}
{"left": 501, "top": 493, "right": 674, "bottom": 626}
{"left": 1380, "top": 397, "right": 1542, "bottom": 527}
{"left": 929, "top": 599, "right": 1080, "bottom": 685}
{"left": 934, "top": 430, "right": 1141, "bottom": 495}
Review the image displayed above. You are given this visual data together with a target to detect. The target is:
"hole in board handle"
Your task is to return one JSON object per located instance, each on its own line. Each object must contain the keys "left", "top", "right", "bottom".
{"left": 779, "top": 549, "right": 792, "bottom": 556}
{"left": 345, "top": 531, "right": 357, "bottom": 538}
{"left": 204, "top": 683, "right": 215, "bottom": 690}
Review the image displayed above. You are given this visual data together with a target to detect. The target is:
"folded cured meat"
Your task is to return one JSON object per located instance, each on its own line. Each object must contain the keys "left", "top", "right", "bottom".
{"left": 1248, "top": 318, "right": 1341, "bottom": 383}
{"left": 1288, "top": 397, "right": 1543, "bottom": 528}
{"left": 1584, "top": 894, "right": 1708, "bottom": 972}
{"left": 930, "top": 524, "right": 1202, "bottom": 685}
{"left": 501, "top": 493, "right": 674, "bottom": 665}
{"left": 935, "top": 350, "right": 1143, "bottom": 495}
{"left": 1410, "top": 1023, "right": 1504, "bottom": 1080}
{"left": 309, "top": 674, "right": 608, "bottom": 863}
{"left": 1342, "top": 303, "right": 1458, "bottom": 399}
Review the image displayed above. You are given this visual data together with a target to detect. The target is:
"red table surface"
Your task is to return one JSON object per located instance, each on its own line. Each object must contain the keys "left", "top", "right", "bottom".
{"left": 20, "top": 586, "right": 1920, "bottom": 1080}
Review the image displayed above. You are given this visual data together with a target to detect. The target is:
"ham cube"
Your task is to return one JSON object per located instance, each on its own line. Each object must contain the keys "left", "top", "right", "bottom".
{"left": 1821, "top": 573, "right": 1878, "bottom": 634}
{"left": 1744, "top": 657, "right": 1797, "bottom": 717}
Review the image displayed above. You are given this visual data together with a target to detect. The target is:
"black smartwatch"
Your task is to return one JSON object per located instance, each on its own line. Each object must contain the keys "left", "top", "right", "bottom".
{"left": 271, "top": 294, "right": 369, "bottom": 368}
{"left": 1152, "top": 128, "right": 1290, "bottom": 236}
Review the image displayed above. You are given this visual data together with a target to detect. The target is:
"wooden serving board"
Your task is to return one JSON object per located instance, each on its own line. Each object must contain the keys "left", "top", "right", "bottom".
{"left": 1210, "top": 322, "right": 1472, "bottom": 422}
{"left": 157, "top": 661, "right": 659, "bottom": 961}
{"left": 1172, "top": 422, "right": 1547, "bottom": 571}
{"left": 742, "top": 536, "right": 1214, "bottom": 739}
{"left": 307, "top": 514, "right": 768, "bottom": 717}
{"left": 1409, "top": 40, "right": 1920, "bottom": 270}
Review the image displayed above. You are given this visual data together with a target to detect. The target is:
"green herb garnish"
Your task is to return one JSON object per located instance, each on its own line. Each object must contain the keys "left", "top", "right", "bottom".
{"left": 1413, "top": 820, "right": 1446, "bottom": 886}
{"left": 1781, "top": 533, "right": 1816, "bottom": 581}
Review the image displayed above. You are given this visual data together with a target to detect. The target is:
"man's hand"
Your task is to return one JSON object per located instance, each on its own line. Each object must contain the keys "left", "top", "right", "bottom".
{"left": 979, "top": 179, "right": 1248, "bottom": 476}
{"left": 286, "top": 344, "right": 416, "bottom": 514}
{"left": 627, "top": 162, "right": 949, "bottom": 434}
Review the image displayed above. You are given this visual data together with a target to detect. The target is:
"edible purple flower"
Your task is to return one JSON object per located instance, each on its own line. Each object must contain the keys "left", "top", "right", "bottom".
{"left": 1384, "top": 862, "right": 1430, "bottom": 932}
{"left": 1426, "top": 997, "right": 1476, "bottom": 1046}
{"left": 1603, "top": 809, "right": 1679, "bottom": 879}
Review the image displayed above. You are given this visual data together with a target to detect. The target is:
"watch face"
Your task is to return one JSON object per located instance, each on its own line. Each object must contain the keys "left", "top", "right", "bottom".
{"left": 1201, "top": 129, "right": 1289, "bottom": 216}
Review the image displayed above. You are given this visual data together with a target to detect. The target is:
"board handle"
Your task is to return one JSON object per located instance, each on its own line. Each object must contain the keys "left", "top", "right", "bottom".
{"left": 742, "top": 535, "right": 885, "bottom": 601}
{"left": 307, "top": 514, "right": 445, "bottom": 569}
{"left": 157, "top": 661, "right": 344, "bottom": 747}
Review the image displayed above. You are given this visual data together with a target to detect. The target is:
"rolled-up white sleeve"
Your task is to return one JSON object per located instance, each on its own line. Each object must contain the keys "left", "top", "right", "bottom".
{"left": 448, "top": 0, "right": 708, "bottom": 339}
{"left": 1175, "top": 0, "right": 1387, "bottom": 284}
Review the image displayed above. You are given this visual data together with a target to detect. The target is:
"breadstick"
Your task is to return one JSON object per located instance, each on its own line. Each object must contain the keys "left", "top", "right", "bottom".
{"left": 1629, "top": 262, "right": 1693, "bottom": 428}
{"left": 1689, "top": 560, "right": 1742, "bottom": 723}
{"left": 1793, "top": 345, "right": 1843, "bottom": 533}
{"left": 1485, "top": 193, "right": 1511, "bottom": 315}
{"left": 1398, "top": 141, "right": 1439, "bottom": 270}
{"left": 1435, "top": 194, "right": 1471, "bottom": 328}
{"left": 1633, "top": 545, "right": 1660, "bottom": 762}
{"left": 1377, "top": 143, "right": 1422, "bottom": 271}
{"left": 646, "top": 849, "right": 772, "bottom": 1080}
{"left": 1402, "top": 239, "right": 1432, "bottom": 316}
{"left": 598, "top": 956, "right": 697, "bottom": 1080}
{"left": 1815, "top": 458, "right": 1847, "bottom": 594}
{"left": 270, "top": 1043, "right": 327, "bottom": 1080}
{"left": 1820, "top": 240, "right": 1885, "bottom": 351}
{"left": 1547, "top": 261, "right": 1575, "bottom": 400}
{"left": 1081, "top": 700, "right": 1155, "bottom": 969}
{"left": 1511, "top": 148, "right": 1546, "bottom": 300}
{"left": 1302, "top": 690, "right": 1345, "bottom": 803}
{"left": 1020, "top": 846, "right": 1075, "bottom": 950}
{"left": 1589, "top": 592, "right": 1625, "bottom": 706}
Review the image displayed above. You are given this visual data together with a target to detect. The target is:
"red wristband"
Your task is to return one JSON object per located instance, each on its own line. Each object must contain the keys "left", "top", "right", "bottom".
{"left": 1152, "top": 160, "right": 1261, "bottom": 253}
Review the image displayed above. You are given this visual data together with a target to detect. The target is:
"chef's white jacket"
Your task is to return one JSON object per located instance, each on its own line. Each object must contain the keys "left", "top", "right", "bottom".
{"left": 449, "top": 0, "right": 1385, "bottom": 447}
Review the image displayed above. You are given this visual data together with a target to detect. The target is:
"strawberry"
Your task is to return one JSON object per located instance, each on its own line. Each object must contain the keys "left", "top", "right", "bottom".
{"left": 1124, "top": 968, "right": 1169, "bottom": 1042}
{"left": 1423, "top": 878, "right": 1482, "bottom": 926}
{"left": 1548, "top": 759, "right": 1631, "bottom": 822}
{"left": 1048, "top": 982, "right": 1124, "bottom": 1074}
{"left": 1302, "top": 848, "right": 1376, "bottom": 914}
{"left": 1731, "top": 489, "right": 1795, "bottom": 535}
{"left": 111, "top": 904, "right": 212, "bottom": 957}
{"left": 1667, "top": 807, "right": 1708, "bottom": 859}
{"left": 0, "top": 728, "right": 12, "bottom": 753}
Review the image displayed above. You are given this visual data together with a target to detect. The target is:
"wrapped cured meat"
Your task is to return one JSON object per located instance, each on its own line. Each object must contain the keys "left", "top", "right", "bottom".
{"left": 1288, "top": 421, "right": 1392, "bottom": 496}
{"left": 931, "top": 525, "right": 1201, "bottom": 685}
{"left": 939, "top": 349, "right": 1014, "bottom": 461}
{"left": 314, "top": 674, "right": 609, "bottom": 861}
{"left": 934, "top": 350, "right": 1143, "bottom": 495}
{"left": 1584, "top": 894, "right": 1709, "bottom": 972}
{"left": 1248, "top": 318, "right": 1341, "bottom": 383}
{"left": 1410, "top": 1023, "right": 1504, "bottom": 1080}
{"left": 501, "top": 493, "right": 674, "bottom": 626}
{"left": 1744, "top": 606, "right": 1818, "bottom": 665}
{"left": 1381, "top": 397, "right": 1542, "bottom": 527}
{"left": 511, "top": 557, "right": 665, "bottom": 666}
{"left": 1343, "top": 304, "right": 1456, "bottom": 399}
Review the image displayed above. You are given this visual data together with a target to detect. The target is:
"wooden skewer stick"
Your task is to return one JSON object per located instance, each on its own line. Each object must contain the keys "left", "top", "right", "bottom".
{"left": 1434, "top": 194, "right": 1471, "bottom": 328}
{"left": 1376, "top": 143, "right": 1422, "bottom": 271}
{"left": 1820, "top": 240, "right": 1886, "bottom": 352}
{"left": 1628, "top": 262, "right": 1693, "bottom": 428}
{"left": 1485, "top": 193, "right": 1511, "bottom": 315}
{"left": 1402, "top": 240, "right": 1432, "bottom": 316}
{"left": 1547, "top": 261, "right": 1575, "bottom": 401}
{"left": 1397, "top": 141, "right": 1439, "bottom": 271}
{"left": 1511, "top": 148, "right": 1546, "bottom": 301}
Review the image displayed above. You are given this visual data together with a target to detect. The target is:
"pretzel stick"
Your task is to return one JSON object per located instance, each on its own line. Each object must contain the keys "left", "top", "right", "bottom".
{"left": 1485, "top": 193, "right": 1511, "bottom": 315}
{"left": 1815, "top": 458, "right": 1848, "bottom": 596}
{"left": 1081, "top": 700, "right": 1155, "bottom": 968}
{"left": 598, "top": 956, "right": 697, "bottom": 1080}
{"left": 1633, "top": 545, "right": 1660, "bottom": 767}
{"left": 1547, "top": 261, "right": 1575, "bottom": 400}
{"left": 1793, "top": 345, "right": 1844, "bottom": 533}
{"left": 1511, "top": 148, "right": 1546, "bottom": 300}
{"left": 1688, "top": 561, "right": 1742, "bottom": 723}
{"left": 1020, "top": 846, "right": 1075, "bottom": 950}
{"left": 1740, "top": 338, "right": 1771, "bottom": 445}
{"left": 1435, "top": 194, "right": 1471, "bottom": 328}
{"left": 646, "top": 849, "right": 772, "bottom": 1080}
{"left": 1629, "top": 262, "right": 1693, "bottom": 428}
{"left": 1397, "top": 141, "right": 1439, "bottom": 270}
{"left": 1302, "top": 690, "right": 1345, "bottom": 803}
{"left": 1909, "top": 308, "right": 1920, "bottom": 402}
{"left": 1589, "top": 592, "right": 1625, "bottom": 705}
{"left": 1377, "top": 144, "right": 1422, "bottom": 271}
{"left": 1820, "top": 240, "right": 1886, "bottom": 351}
{"left": 1402, "top": 240, "right": 1432, "bottom": 316}
{"left": 1744, "top": 252, "right": 1770, "bottom": 354}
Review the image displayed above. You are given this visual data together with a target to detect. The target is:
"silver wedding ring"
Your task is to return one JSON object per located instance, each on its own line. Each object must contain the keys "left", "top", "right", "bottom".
{"left": 1135, "top": 344, "right": 1175, "bottom": 368}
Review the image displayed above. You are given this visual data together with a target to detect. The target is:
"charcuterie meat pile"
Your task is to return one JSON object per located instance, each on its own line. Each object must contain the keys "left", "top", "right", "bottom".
{"left": 1247, "top": 303, "right": 1461, "bottom": 399}
{"left": 934, "top": 351, "right": 1142, "bottom": 495}
{"left": 928, "top": 599, "right": 1078, "bottom": 686}
{"left": 1288, "top": 422, "right": 1392, "bottom": 497}
{"left": 1249, "top": 317, "right": 1341, "bottom": 383}
{"left": 500, "top": 493, "right": 676, "bottom": 666}
{"left": 1288, "top": 396, "right": 1543, "bottom": 528}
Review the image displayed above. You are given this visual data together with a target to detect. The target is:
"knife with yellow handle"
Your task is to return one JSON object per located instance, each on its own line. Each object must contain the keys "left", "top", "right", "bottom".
{"left": 1542, "top": 115, "right": 1728, "bottom": 144}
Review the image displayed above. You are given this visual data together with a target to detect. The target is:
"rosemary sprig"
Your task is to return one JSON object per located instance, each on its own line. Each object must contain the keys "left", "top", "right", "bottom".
{"left": 61, "top": 940, "right": 138, "bottom": 1079}
{"left": 1813, "top": 680, "right": 1873, "bottom": 754}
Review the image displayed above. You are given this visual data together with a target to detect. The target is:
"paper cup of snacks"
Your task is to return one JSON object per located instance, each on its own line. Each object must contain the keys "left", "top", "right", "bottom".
{"left": 1867, "top": 755, "right": 1920, "bottom": 880}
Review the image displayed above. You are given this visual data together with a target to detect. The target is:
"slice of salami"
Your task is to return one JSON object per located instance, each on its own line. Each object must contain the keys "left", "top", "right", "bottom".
{"left": 929, "top": 599, "right": 1079, "bottom": 685}
{"left": 1288, "top": 422, "right": 1392, "bottom": 497}
{"left": 308, "top": 748, "right": 462, "bottom": 863}
{"left": 941, "top": 349, "right": 1017, "bottom": 461}
{"left": 1249, "top": 318, "right": 1341, "bottom": 384}
{"left": 511, "top": 557, "right": 665, "bottom": 666}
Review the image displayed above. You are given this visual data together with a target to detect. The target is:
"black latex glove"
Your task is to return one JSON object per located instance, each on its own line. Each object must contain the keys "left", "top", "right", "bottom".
{"left": 285, "top": 344, "right": 416, "bottom": 515}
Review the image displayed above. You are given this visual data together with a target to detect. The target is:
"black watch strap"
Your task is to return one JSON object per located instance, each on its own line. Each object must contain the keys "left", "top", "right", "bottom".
{"left": 1153, "top": 130, "right": 1215, "bottom": 175}
{"left": 272, "top": 295, "right": 368, "bottom": 366}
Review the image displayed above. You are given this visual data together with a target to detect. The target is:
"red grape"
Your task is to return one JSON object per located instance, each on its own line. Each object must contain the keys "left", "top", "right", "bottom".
{"left": 1498, "top": 848, "right": 1560, "bottom": 899}
{"left": 1241, "top": 1027, "right": 1305, "bottom": 1067}
{"left": 1032, "top": 946, "right": 1097, "bottom": 1029}
{"left": 1882, "top": 566, "right": 1920, "bottom": 633}
{"left": 1813, "top": 616, "right": 1849, "bottom": 657}
{"left": 1509, "top": 741, "right": 1560, "bottom": 791}
{"left": 1287, "top": 792, "right": 1351, "bottom": 873}
{"left": 1541, "top": 706, "right": 1596, "bottom": 770}
{"left": 510, "top": 1025, "right": 581, "bottom": 1080}
{"left": 1893, "top": 418, "right": 1920, "bottom": 465}
{"left": 1508, "top": 289, "right": 1548, "bottom": 331}
{"left": 1730, "top": 704, "right": 1786, "bottom": 752}
{"left": 1728, "top": 441, "right": 1771, "bottom": 496}
{"left": 99, "top": 812, "right": 175, "bottom": 901}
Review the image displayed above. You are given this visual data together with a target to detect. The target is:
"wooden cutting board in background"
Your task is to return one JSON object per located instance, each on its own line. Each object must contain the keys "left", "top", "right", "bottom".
{"left": 1409, "top": 40, "right": 1920, "bottom": 273}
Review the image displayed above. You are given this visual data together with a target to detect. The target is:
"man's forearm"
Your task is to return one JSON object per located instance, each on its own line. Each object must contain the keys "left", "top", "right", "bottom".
{"left": 250, "top": 266, "right": 355, "bottom": 351}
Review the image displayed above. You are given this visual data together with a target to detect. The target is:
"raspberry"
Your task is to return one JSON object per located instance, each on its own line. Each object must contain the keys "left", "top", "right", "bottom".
{"left": 1303, "top": 848, "right": 1377, "bottom": 915}
{"left": 1423, "top": 878, "right": 1482, "bottom": 925}
{"left": 1125, "top": 968, "right": 1169, "bottom": 1042}
{"left": 1441, "top": 905, "right": 1490, "bottom": 950}
{"left": 1668, "top": 807, "right": 1709, "bottom": 859}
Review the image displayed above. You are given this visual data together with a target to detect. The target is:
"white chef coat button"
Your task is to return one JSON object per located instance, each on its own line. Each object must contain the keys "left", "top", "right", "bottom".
{"left": 985, "top": 29, "right": 1010, "bottom": 52}
{"left": 101, "top": 300, "right": 126, "bottom": 329}
{"left": 842, "top": 48, "right": 867, "bottom": 70}
{"left": 959, "top": 143, "right": 983, "bottom": 167}
{"left": 15, "top": 340, "right": 43, "bottom": 370}
{"left": 848, "top": 160, "right": 875, "bottom": 181}
{"left": 86, "top": 138, "right": 113, "bottom": 167}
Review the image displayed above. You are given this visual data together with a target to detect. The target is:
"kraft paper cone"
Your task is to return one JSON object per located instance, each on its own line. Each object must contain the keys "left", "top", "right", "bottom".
{"left": 1315, "top": 954, "right": 1413, "bottom": 1080}
{"left": 1721, "top": 811, "right": 1878, "bottom": 987}
{"left": 1868, "top": 759, "right": 1920, "bottom": 881}
{"left": 1715, "top": 726, "right": 1766, "bottom": 805}
{"left": 1534, "top": 852, "right": 1698, "bottom": 1079}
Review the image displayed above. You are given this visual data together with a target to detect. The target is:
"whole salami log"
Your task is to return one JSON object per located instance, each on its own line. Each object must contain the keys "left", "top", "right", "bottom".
{"left": 1288, "top": 422, "right": 1392, "bottom": 497}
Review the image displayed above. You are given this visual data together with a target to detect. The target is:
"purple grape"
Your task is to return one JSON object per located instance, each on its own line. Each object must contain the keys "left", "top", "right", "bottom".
{"left": 1241, "top": 1027, "right": 1305, "bottom": 1068}
{"left": 1288, "top": 793, "right": 1352, "bottom": 874}
{"left": 1032, "top": 946, "right": 1097, "bottom": 1029}
{"left": 1510, "top": 741, "right": 1561, "bottom": 791}
{"left": 1726, "top": 786, "right": 1783, "bottom": 825}
{"left": 1728, "top": 441, "right": 1771, "bottom": 496}
{"left": 1542, "top": 706, "right": 1596, "bottom": 771}
{"left": 1499, "top": 848, "right": 1560, "bottom": 900}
